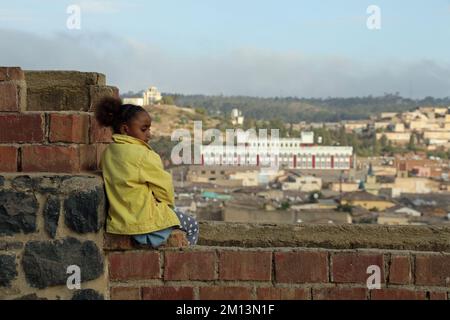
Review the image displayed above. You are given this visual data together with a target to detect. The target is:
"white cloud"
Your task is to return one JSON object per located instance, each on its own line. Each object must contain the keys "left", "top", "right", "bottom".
{"left": 0, "top": 29, "right": 449, "bottom": 98}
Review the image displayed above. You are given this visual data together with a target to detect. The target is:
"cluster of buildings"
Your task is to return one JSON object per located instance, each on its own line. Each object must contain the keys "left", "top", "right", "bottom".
{"left": 165, "top": 105, "right": 450, "bottom": 226}
{"left": 171, "top": 150, "right": 450, "bottom": 226}
{"left": 291, "top": 106, "right": 450, "bottom": 151}
{"left": 171, "top": 160, "right": 450, "bottom": 225}
{"left": 346, "top": 107, "right": 450, "bottom": 150}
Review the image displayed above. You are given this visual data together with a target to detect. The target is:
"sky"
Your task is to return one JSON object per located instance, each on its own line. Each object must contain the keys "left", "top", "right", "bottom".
{"left": 1, "top": 0, "right": 450, "bottom": 98}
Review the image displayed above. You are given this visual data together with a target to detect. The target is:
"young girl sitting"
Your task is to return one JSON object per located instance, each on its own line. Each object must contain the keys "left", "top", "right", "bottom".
{"left": 95, "top": 97, "right": 199, "bottom": 247}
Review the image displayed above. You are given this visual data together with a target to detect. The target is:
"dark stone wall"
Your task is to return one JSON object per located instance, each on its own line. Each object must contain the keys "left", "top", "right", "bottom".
{"left": 0, "top": 174, "right": 106, "bottom": 300}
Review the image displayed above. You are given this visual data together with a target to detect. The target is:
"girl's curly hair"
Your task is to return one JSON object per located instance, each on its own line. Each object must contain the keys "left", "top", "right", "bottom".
{"left": 94, "top": 97, "right": 146, "bottom": 133}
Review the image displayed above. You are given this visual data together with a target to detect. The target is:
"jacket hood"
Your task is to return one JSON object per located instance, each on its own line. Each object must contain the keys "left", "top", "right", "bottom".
{"left": 112, "top": 134, "right": 152, "bottom": 150}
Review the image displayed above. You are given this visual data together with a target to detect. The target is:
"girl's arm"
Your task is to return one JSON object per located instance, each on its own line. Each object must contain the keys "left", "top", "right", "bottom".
{"left": 139, "top": 153, "right": 175, "bottom": 207}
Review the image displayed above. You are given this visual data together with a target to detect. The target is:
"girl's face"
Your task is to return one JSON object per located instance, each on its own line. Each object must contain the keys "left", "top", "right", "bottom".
{"left": 120, "top": 111, "right": 152, "bottom": 142}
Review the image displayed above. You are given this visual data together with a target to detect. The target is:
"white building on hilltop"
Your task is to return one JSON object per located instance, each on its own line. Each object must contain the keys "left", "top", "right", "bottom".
{"left": 143, "top": 86, "right": 162, "bottom": 105}
{"left": 122, "top": 86, "right": 162, "bottom": 106}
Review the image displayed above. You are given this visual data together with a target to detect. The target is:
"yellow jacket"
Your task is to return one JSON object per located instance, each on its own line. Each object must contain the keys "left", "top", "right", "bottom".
{"left": 100, "top": 134, "right": 180, "bottom": 235}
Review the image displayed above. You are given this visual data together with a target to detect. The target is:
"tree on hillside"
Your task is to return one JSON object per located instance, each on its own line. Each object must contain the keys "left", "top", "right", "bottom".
{"left": 161, "top": 96, "right": 175, "bottom": 105}
{"left": 407, "top": 133, "right": 417, "bottom": 151}
{"left": 195, "top": 107, "right": 207, "bottom": 115}
{"left": 379, "top": 134, "right": 388, "bottom": 150}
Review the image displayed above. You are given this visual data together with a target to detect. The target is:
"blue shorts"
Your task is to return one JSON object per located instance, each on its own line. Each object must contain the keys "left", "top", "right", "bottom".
{"left": 132, "top": 208, "right": 199, "bottom": 247}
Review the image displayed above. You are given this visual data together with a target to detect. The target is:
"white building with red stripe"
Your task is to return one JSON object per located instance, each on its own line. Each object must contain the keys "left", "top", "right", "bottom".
{"left": 200, "top": 132, "right": 354, "bottom": 170}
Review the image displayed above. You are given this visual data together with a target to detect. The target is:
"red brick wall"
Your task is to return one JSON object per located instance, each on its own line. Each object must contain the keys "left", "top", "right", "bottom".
{"left": 106, "top": 236, "right": 450, "bottom": 300}
{"left": 0, "top": 67, "right": 116, "bottom": 173}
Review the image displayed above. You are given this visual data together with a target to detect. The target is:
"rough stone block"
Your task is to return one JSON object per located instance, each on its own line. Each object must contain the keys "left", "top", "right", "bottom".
{"left": 24, "top": 71, "right": 105, "bottom": 111}
{"left": 11, "top": 175, "right": 34, "bottom": 190}
{"left": 0, "top": 190, "right": 38, "bottom": 235}
{"left": 44, "top": 196, "right": 60, "bottom": 239}
{"left": 64, "top": 186, "right": 104, "bottom": 233}
{"left": 89, "top": 85, "right": 119, "bottom": 111}
{"left": 22, "top": 237, "right": 104, "bottom": 289}
{"left": 26, "top": 86, "right": 66, "bottom": 111}
{"left": 24, "top": 71, "right": 105, "bottom": 88}
{"left": 71, "top": 289, "right": 104, "bottom": 300}
{"left": 32, "top": 176, "right": 62, "bottom": 193}
{"left": 0, "top": 254, "right": 18, "bottom": 287}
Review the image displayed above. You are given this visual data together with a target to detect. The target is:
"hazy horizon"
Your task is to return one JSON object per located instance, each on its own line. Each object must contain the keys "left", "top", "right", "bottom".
{"left": 122, "top": 90, "right": 450, "bottom": 100}
{"left": 1, "top": 0, "right": 450, "bottom": 98}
